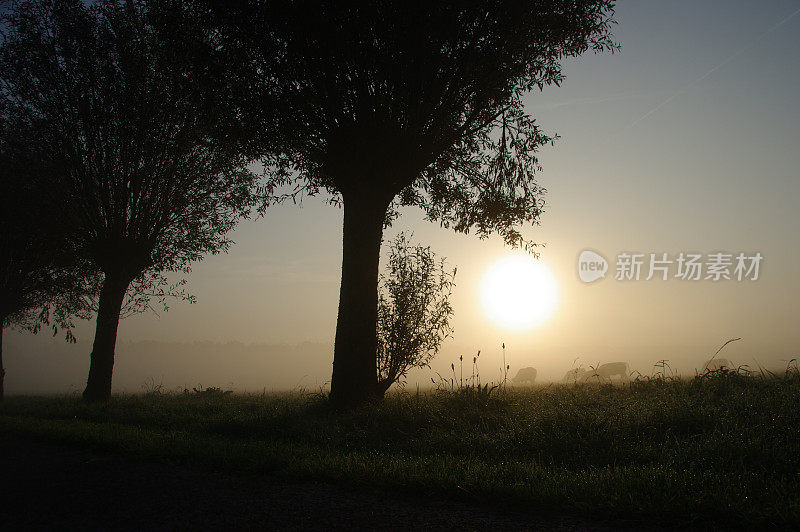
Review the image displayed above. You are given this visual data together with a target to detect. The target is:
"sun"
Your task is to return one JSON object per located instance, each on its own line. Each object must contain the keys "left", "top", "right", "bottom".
{"left": 480, "top": 255, "right": 558, "bottom": 331}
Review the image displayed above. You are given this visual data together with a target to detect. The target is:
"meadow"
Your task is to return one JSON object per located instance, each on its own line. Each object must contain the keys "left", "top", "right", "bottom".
{"left": 1, "top": 370, "right": 798, "bottom": 528}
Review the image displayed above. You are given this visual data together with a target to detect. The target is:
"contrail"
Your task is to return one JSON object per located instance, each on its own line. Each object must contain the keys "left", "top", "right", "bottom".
{"left": 609, "top": 4, "right": 800, "bottom": 140}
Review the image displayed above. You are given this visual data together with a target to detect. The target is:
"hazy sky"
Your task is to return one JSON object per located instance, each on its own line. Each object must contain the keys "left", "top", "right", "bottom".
{"left": 6, "top": 0, "right": 800, "bottom": 393}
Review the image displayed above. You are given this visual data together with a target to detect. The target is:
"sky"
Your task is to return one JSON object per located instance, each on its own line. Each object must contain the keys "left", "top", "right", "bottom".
{"left": 5, "top": 0, "right": 800, "bottom": 393}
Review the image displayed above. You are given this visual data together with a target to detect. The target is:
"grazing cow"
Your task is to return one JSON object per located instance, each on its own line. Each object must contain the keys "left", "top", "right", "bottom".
{"left": 582, "top": 362, "right": 630, "bottom": 382}
{"left": 563, "top": 368, "right": 588, "bottom": 382}
{"left": 512, "top": 367, "right": 537, "bottom": 385}
{"left": 702, "top": 358, "right": 731, "bottom": 372}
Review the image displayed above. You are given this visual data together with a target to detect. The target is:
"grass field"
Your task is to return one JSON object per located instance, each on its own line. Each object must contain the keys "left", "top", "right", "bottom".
{"left": 1, "top": 370, "right": 799, "bottom": 528}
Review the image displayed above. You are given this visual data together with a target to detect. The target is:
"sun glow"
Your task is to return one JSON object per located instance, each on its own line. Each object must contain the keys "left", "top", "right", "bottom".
{"left": 480, "top": 255, "right": 558, "bottom": 331}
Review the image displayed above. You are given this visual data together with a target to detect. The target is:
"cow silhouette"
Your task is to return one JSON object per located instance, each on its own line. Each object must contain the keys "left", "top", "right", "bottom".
{"left": 702, "top": 358, "right": 731, "bottom": 372}
{"left": 512, "top": 367, "right": 537, "bottom": 385}
{"left": 582, "top": 362, "right": 629, "bottom": 382}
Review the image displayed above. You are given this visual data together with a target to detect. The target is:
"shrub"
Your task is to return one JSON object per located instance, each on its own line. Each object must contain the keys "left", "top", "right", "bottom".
{"left": 376, "top": 233, "right": 456, "bottom": 394}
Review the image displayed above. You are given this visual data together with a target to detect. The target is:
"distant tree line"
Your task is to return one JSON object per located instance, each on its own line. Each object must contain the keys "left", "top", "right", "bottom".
{"left": 0, "top": 0, "right": 616, "bottom": 404}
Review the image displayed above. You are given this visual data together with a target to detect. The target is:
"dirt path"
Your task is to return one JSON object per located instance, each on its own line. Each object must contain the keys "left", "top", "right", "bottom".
{"left": 0, "top": 436, "right": 640, "bottom": 530}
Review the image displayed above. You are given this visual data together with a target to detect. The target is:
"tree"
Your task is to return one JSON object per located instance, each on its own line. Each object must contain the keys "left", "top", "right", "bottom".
{"left": 208, "top": 1, "right": 617, "bottom": 405}
{"left": 376, "top": 233, "right": 455, "bottom": 395}
{"left": 0, "top": 0, "right": 257, "bottom": 402}
{"left": 0, "top": 102, "right": 94, "bottom": 399}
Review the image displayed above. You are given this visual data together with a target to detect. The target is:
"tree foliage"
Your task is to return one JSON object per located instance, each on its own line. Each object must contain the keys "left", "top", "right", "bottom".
{"left": 258, "top": 1, "right": 617, "bottom": 245}
{"left": 0, "top": 165, "right": 93, "bottom": 342}
{"left": 0, "top": 100, "right": 92, "bottom": 338}
{"left": 0, "top": 0, "right": 258, "bottom": 401}
{"left": 376, "top": 233, "right": 455, "bottom": 394}
{"left": 1, "top": 0, "right": 256, "bottom": 296}
{"left": 0, "top": 97, "right": 98, "bottom": 398}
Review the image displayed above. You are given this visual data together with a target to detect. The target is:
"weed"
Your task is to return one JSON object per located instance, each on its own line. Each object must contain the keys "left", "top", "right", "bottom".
{"left": 141, "top": 377, "right": 164, "bottom": 396}
{"left": 432, "top": 351, "right": 501, "bottom": 398}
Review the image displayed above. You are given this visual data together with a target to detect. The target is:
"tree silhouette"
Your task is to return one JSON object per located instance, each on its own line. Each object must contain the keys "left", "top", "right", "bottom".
{"left": 0, "top": 0, "right": 257, "bottom": 402}
{"left": 0, "top": 102, "right": 95, "bottom": 399}
{"left": 210, "top": 1, "right": 617, "bottom": 405}
{"left": 208, "top": 0, "right": 616, "bottom": 405}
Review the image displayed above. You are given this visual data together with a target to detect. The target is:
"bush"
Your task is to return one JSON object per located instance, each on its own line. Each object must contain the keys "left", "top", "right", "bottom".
{"left": 376, "top": 233, "right": 456, "bottom": 394}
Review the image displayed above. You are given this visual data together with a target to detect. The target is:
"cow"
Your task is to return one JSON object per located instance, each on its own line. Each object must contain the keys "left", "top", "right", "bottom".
{"left": 702, "top": 358, "right": 731, "bottom": 372}
{"left": 512, "top": 367, "right": 537, "bottom": 385}
{"left": 582, "top": 362, "right": 630, "bottom": 383}
{"left": 563, "top": 368, "right": 588, "bottom": 383}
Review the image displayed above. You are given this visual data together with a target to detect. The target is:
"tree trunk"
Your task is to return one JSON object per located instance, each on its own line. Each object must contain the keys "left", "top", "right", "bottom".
{"left": 82, "top": 272, "right": 131, "bottom": 403}
{"left": 0, "top": 325, "right": 5, "bottom": 400}
{"left": 376, "top": 377, "right": 393, "bottom": 396}
{"left": 329, "top": 193, "right": 389, "bottom": 407}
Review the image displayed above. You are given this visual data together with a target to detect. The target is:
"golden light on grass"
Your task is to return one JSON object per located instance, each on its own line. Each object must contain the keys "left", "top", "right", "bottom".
{"left": 480, "top": 254, "right": 558, "bottom": 331}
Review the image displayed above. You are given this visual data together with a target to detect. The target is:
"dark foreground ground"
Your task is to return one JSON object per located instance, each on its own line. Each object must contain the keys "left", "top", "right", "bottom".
{"left": 2, "top": 374, "right": 798, "bottom": 529}
{"left": 0, "top": 436, "right": 636, "bottom": 531}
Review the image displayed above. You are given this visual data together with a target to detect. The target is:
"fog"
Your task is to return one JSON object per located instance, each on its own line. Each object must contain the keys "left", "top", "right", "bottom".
{"left": 4, "top": 332, "right": 792, "bottom": 396}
